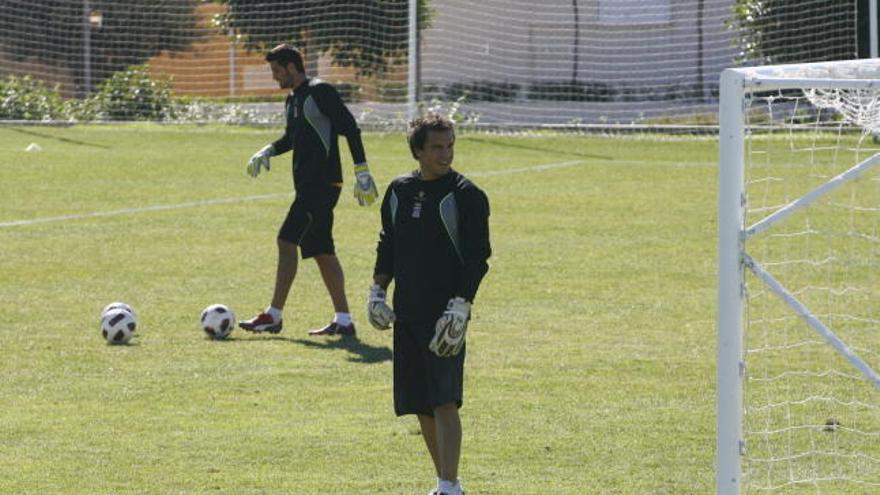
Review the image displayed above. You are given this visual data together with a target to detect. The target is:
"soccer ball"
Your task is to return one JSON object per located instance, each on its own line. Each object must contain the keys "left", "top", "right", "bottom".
{"left": 101, "top": 301, "right": 137, "bottom": 321}
{"left": 101, "top": 308, "right": 137, "bottom": 344}
{"left": 201, "top": 304, "right": 236, "bottom": 340}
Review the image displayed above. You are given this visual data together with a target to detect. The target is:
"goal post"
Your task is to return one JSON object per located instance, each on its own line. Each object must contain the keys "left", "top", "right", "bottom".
{"left": 717, "top": 67, "right": 746, "bottom": 495}
{"left": 717, "top": 60, "right": 880, "bottom": 495}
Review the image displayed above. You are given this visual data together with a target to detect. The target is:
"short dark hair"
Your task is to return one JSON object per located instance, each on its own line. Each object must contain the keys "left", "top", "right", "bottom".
{"left": 266, "top": 44, "right": 305, "bottom": 74}
{"left": 407, "top": 113, "right": 455, "bottom": 159}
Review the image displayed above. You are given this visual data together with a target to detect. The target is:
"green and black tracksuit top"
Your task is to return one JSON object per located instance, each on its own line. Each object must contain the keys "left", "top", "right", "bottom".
{"left": 271, "top": 78, "right": 366, "bottom": 193}
{"left": 374, "top": 169, "right": 491, "bottom": 324}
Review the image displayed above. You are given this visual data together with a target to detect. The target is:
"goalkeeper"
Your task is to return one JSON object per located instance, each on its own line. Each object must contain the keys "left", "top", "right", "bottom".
{"left": 367, "top": 113, "right": 490, "bottom": 495}
{"left": 239, "top": 44, "right": 378, "bottom": 337}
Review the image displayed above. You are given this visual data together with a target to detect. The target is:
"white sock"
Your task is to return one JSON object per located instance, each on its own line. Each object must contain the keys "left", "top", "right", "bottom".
{"left": 438, "top": 479, "right": 459, "bottom": 494}
{"left": 333, "top": 312, "right": 352, "bottom": 326}
{"left": 266, "top": 306, "right": 282, "bottom": 322}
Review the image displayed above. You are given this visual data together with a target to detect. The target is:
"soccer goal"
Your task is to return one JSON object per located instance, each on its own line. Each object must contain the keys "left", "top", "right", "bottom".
{"left": 718, "top": 60, "right": 880, "bottom": 494}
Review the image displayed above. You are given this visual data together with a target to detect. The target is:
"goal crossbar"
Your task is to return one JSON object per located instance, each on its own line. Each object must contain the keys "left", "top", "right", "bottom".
{"left": 746, "top": 78, "right": 880, "bottom": 91}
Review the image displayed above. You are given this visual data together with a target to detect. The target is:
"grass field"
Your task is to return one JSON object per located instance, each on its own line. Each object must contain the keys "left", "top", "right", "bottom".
{"left": 0, "top": 125, "right": 721, "bottom": 494}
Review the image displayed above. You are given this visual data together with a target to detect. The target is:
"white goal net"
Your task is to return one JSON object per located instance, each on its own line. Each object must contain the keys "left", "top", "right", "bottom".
{"left": 0, "top": 1, "right": 870, "bottom": 126}
{"left": 718, "top": 60, "right": 880, "bottom": 494}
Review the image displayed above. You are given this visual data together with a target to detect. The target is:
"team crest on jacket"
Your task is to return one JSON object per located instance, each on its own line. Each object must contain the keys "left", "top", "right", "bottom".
{"left": 412, "top": 191, "right": 426, "bottom": 218}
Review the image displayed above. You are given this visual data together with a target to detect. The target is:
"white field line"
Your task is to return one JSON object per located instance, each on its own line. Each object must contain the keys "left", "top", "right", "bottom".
{"left": 468, "top": 159, "right": 585, "bottom": 177}
{"left": 1, "top": 158, "right": 705, "bottom": 229}
{"left": 0, "top": 193, "right": 291, "bottom": 228}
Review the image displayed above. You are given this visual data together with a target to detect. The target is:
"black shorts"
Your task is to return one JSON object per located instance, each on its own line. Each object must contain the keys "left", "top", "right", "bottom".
{"left": 393, "top": 320, "right": 465, "bottom": 417}
{"left": 278, "top": 185, "right": 341, "bottom": 259}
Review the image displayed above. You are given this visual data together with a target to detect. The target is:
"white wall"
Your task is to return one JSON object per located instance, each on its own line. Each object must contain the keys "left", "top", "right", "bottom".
{"left": 420, "top": 0, "right": 737, "bottom": 94}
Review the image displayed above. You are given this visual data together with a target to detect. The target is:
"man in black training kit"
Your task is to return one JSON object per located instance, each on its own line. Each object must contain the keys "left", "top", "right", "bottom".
{"left": 239, "top": 44, "right": 378, "bottom": 337}
{"left": 367, "top": 113, "right": 490, "bottom": 495}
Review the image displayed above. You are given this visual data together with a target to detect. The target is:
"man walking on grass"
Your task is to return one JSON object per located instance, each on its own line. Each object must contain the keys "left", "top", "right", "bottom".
{"left": 239, "top": 44, "right": 378, "bottom": 337}
{"left": 367, "top": 113, "right": 491, "bottom": 495}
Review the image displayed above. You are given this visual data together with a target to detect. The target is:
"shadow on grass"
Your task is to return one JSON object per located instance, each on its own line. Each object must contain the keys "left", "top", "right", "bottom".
{"left": 228, "top": 333, "right": 392, "bottom": 364}
{"left": 292, "top": 337, "right": 393, "bottom": 364}
{"left": 7, "top": 127, "right": 112, "bottom": 149}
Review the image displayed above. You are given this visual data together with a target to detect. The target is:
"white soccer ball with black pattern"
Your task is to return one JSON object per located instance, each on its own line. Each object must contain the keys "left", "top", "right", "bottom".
{"left": 101, "top": 301, "right": 137, "bottom": 321}
{"left": 201, "top": 304, "right": 236, "bottom": 340}
{"left": 101, "top": 307, "right": 138, "bottom": 345}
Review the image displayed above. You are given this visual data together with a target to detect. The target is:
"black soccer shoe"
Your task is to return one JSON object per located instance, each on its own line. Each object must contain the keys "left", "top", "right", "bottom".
{"left": 238, "top": 312, "right": 283, "bottom": 334}
{"left": 307, "top": 321, "right": 356, "bottom": 337}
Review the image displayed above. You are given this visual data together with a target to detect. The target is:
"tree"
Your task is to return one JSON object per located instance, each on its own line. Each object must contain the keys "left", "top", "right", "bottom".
{"left": 0, "top": 0, "right": 201, "bottom": 94}
{"left": 731, "top": 0, "right": 856, "bottom": 64}
{"left": 214, "top": 0, "right": 431, "bottom": 77}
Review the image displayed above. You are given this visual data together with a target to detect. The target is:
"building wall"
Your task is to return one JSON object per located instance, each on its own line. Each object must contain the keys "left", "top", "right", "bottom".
{"left": 420, "top": 0, "right": 737, "bottom": 94}
{"left": 147, "top": 3, "right": 272, "bottom": 97}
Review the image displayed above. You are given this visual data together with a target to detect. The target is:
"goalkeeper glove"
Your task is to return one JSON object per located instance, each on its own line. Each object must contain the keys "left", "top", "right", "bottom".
{"left": 353, "top": 163, "right": 379, "bottom": 206}
{"left": 246, "top": 144, "right": 274, "bottom": 178}
{"left": 429, "top": 297, "right": 471, "bottom": 358}
{"left": 367, "top": 284, "right": 395, "bottom": 330}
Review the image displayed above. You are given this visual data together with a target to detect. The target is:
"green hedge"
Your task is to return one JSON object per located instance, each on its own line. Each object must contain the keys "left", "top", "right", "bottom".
{"left": 0, "top": 75, "right": 64, "bottom": 120}
{"left": 91, "top": 65, "right": 174, "bottom": 120}
{"left": 0, "top": 65, "right": 176, "bottom": 121}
